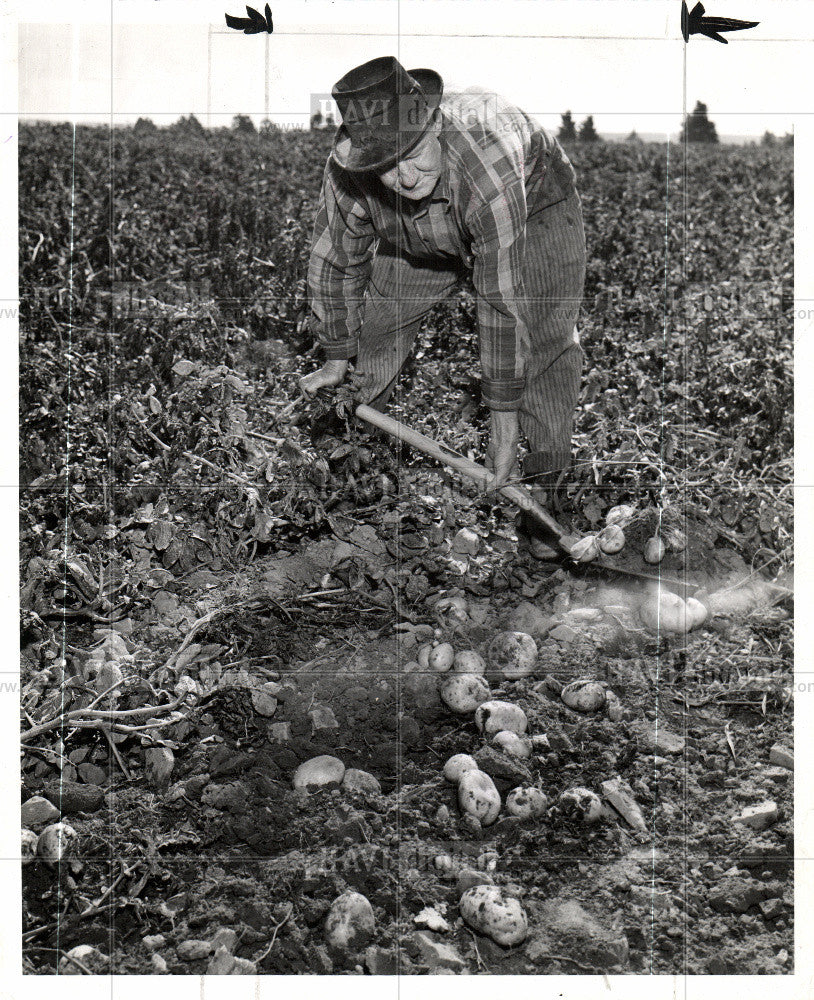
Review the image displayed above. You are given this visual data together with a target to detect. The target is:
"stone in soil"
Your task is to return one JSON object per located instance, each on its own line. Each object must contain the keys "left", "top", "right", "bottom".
{"left": 210, "top": 927, "right": 238, "bottom": 953}
{"left": 600, "top": 777, "right": 648, "bottom": 832}
{"left": 207, "top": 945, "right": 236, "bottom": 974}
{"left": 77, "top": 762, "right": 108, "bottom": 785}
{"left": 268, "top": 721, "right": 292, "bottom": 742}
{"left": 758, "top": 898, "right": 785, "bottom": 920}
{"left": 42, "top": 780, "right": 105, "bottom": 814}
{"left": 364, "top": 945, "right": 397, "bottom": 975}
{"left": 769, "top": 744, "right": 793, "bottom": 770}
{"left": 409, "top": 931, "right": 467, "bottom": 971}
{"left": 176, "top": 939, "right": 212, "bottom": 961}
{"left": 629, "top": 886, "right": 672, "bottom": 911}
{"left": 525, "top": 899, "right": 629, "bottom": 970}
{"left": 474, "top": 746, "right": 532, "bottom": 786}
{"left": 309, "top": 704, "right": 339, "bottom": 730}
{"left": 21, "top": 796, "right": 60, "bottom": 825}
{"left": 637, "top": 728, "right": 685, "bottom": 755}
{"left": 708, "top": 877, "right": 768, "bottom": 913}
{"left": 733, "top": 800, "right": 778, "bottom": 831}
{"left": 145, "top": 747, "right": 175, "bottom": 789}
{"left": 230, "top": 957, "right": 257, "bottom": 974}
{"left": 455, "top": 869, "right": 495, "bottom": 898}
{"left": 504, "top": 601, "right": 553, "bottom": 635}
{"left": 59, "top": 944, "right": 109, "bottom": 974}
{"left": 414, "top": 906, "right": 450, "bottom": 932}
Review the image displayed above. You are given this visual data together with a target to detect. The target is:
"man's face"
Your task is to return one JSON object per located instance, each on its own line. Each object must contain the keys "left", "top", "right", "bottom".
{"left": 376, "top": 129, "right": 443, "bottom": 201}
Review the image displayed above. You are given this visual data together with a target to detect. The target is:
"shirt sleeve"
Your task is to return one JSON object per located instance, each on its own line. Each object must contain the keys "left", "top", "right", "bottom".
{"left": 468, "top": 178, "right": 530, "bottom": 411}
{"left": 307, "top": 158, "right": 376, "bottom": 360}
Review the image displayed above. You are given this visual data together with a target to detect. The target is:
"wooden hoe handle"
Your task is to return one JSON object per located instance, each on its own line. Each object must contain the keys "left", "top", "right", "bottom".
{"left": 355, "top": 403, "right": 567, "bottom": 542}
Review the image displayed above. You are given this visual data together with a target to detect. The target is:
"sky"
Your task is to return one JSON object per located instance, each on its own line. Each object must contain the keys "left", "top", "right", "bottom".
{"left": 16, "top": 0, "right": 809, "bottom": 137}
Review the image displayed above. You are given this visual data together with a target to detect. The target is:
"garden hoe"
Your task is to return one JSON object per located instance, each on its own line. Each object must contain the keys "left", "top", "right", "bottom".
{"left": 356, "top": 403, "right": 698, "bottom": 591}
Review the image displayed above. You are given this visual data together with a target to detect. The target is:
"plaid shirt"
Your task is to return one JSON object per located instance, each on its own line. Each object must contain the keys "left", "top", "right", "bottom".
{"left": 307, "top": 88, "right": 578, "bottom": 409}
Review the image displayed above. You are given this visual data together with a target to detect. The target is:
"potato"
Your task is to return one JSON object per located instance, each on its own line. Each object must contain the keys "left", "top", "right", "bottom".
{"left": 474, "top": 700, "right": 528, "bottom": 736}
{"left": 643, "top": 535, "right": 666, "bottom": 564}
{"left": 639, "top": 589, "right": 683, "bottom": 631}
{"left": 428, "top": 642, "right": 455, "bottom": 672}
{"left": 22, "top": 828, "right": 38, "bottom": 864}
{"left": 487, "top": 631, "right": 537, "bottom": 679}
{"left": 558, "top": 787, "right": 603, "bottom": 823}
{"left": 506, "top": 786, "right": 548, "bottom": 820}
{"left": 459, "top": 885, "right": 528, "bottom": 945}
{"left": 597, "top": 524, "right": 625, "bottom": 554}
{"left": 443, "top": 753, "right": 479, "bottom": 783}
{"left": 606, "top": 504, "right": 635, "bottom": 527}
{"left": 325, "top": 891, "right": 375, "bottom": 949}
{"left": 569, "top": 534, "right": 599, "bottom": 563}
{"left": 457, "top": 768, "right": 501, "bottom": 825}
{"left": 561, "top": 679, "right": 606, "bottom": 713}
{"left": 639, "top": 589, "right": 699, "bottom": 633}
{"left": 292, "top": 754, "right": 345, "bottom": 792}
{"left": 492, "top": 730, "right": 532, "bottom": 757}
{"left": 440, "top": 673, "right": 491, "bottom": 714}
{"left": 37, "top": 822, "right": 78, "bottom": 864}
{"left": 452, "top": 528, "right": 480, "bottom": 556}
{"left": 685, "top": 597, "right": 708, "bottom": 629}
{"left": 417, "top": 643, "right": 432, "bottom": 669}
{"left": 452, "top": 649, "right": 487, "bottom": 674}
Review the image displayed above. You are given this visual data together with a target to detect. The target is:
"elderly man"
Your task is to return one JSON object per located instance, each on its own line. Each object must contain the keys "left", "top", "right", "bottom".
{"left": 300, "top": 56, "right": 585, "bottom": 557}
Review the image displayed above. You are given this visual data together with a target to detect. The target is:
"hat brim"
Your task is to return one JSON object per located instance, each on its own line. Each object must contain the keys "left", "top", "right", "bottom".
{"left": 330, "top": 68, "right": 443, "bottom": 174}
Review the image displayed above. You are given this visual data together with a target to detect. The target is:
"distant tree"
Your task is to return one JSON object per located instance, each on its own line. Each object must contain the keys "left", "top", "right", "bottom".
{"left": 558, "top": 111, "right": 577, "bottom": 143}
{"left": 133, "top": 117, "right": 157, "bottom": 136}
{"left": 232, "top": 114, "right": 256, "bottom": 134}
{"left": 325, "top": 113, "right": 335, "bottom": 128}
{"left": 761, "top": 131, "right": 776, "bottom": 147}
{"left": 626, "top": 129, "right": 643, "bottom": 144}
{"left": 173, "top": 114, "right": 205, "bottom": 136}
{"left": 259, "top": 118, "right": 278, "bottom": 136}
{"left": 578, "top": 115, "right": 599, "bottom": 142}
{"left": 681, "top": 101, "right": 718, "bottom": 144}
{"left": 782, "top": 132, "right": 794, "bottom": 147}
{"left": 310, "top": 111, "right": 324, "bottom": 130}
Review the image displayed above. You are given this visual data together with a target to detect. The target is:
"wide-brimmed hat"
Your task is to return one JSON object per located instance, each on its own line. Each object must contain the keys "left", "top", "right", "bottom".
{"left": 330, "top": 56, "right": 443, "bottom": 173}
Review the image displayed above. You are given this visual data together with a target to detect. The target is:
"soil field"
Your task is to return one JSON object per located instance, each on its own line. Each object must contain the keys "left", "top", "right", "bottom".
{"left": 19, "top": 121, "right": 792, "bottom": 976}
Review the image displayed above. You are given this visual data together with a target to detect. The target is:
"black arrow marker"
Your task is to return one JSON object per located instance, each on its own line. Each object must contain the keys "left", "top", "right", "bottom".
{"left": 681, "top": 1, "right": 758, "bottom": 43}
{"left": 225, "top": 3, "right": 274, "bottom": 34}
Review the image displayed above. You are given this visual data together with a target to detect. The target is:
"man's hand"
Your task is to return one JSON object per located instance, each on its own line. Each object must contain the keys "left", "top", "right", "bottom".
{"left": 485, "top": 410, "right": 520, "bottom": 490}
{"left": 299, "top": 360, "right": 348, "bottom": 397}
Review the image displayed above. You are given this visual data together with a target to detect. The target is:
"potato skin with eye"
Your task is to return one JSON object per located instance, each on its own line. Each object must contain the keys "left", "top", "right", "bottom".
{"left": 597, "top": 524, "right": 625, "bottom": 554}
{"left": 457, "top": 768, "right": 501, "bottom": 825}
{"left": 487, "top": 631, "right": 537, "bottom": 679}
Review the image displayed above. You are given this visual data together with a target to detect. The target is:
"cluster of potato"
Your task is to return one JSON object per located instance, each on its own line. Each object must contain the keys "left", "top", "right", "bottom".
{"left": 568, "top": 504, "right": 688, "bottom": 568}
